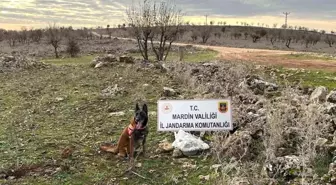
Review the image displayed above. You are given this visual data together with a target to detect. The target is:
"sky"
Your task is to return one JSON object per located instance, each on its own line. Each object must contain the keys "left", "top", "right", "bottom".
{"left": 0, "top": 0, "right": 335, "bottom": 32}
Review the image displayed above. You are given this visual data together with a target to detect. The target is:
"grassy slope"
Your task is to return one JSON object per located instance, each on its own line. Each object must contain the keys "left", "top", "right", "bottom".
{"left": 1, "top": 46, "right": 335, "bottom": 184}
{"left": 275, "top": 67, "right": 336, "bottom": 89}
{"left": 0, "top": 58, "right": 219, "bottom": 184}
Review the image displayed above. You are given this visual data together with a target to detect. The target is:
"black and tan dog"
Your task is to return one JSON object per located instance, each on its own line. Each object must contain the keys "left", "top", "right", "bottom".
{"left": 100, "top": 103, "right": 149, "bottom": 162}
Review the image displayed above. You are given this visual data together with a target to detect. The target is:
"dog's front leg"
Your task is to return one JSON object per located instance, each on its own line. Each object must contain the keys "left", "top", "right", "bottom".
{"left": 141, "top": 134, "right": 147, "bottom": 157}
{"left": 128, "top": 135, "right": 135, "bottom": 169}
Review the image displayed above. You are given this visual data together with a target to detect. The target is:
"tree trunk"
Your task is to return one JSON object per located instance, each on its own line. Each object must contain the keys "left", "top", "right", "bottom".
{"left": 143, "top": 38, "right": 149, "bottom": 60}
{"left": 253, "top": 37, "right": 257, "bottom": 43}
{"left": 54, "top": 46, "right": 59, "bottom": 58}
{"left": 286, "top": 39, "right": 291, "bottom": 48}
{"left": 137, "top": 36, "right": 149, "bottom": 60}
{"left": 164, "top": 42, "right": 173, "bottom": 61}
{"left": 150, "top": 37, "right": 159, "bottom": 61}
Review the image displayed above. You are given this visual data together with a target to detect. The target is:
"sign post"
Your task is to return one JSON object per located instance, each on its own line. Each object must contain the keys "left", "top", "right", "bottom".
{"left": 157, "top": 99, "right": 233, "bottom": 132}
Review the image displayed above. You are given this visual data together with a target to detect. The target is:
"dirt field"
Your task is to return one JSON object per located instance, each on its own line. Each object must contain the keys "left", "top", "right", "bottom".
{"left": 92, "top": 31, "right": 336, "bottom": 72}
{"left": 203, "top": 45, "right": 336, "bottom": 72}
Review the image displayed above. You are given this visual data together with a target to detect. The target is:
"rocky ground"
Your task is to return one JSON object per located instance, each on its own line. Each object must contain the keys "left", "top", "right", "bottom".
{"left": 0, "top": 38, "right": 336, "bottom": 184}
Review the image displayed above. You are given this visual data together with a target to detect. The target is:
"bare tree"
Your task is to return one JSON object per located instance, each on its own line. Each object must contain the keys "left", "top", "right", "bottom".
{"left": 191, "top": 30, "right": 199, "bottom": 41}
{"left": 106, "top": 25, "right": 112, "bottom": 39}
{"left": 221, "top": 26, "right": 226, "bottom": 33}
{"left": 200, "top": 26, "right": 212, "bottom": 43}
{"left": 127, "top": 0, "right": 183, "bottom": 61}
{"left": 269, "top": 31, "right": 277, "bottom": 45}
{"left": 281, "top": 30, "right": 293, "bottom": 48}
{"left": 46, "top": 24, "right": 62, "bottom": 58}
{"left": 231, "top": 32, "right": 242, "bottom": 40}
{"left": 0, "top": 29, "right": 5, "bottom": 42}
{"left": 244, "top": 32, "right": 249, "bottom": 40}
{"left": 325, "top": 35, "right": 336, "bottom": 47}
{"left": 126, "top": 0, "right": 155, "bottom": 60}
{"left": 150, "top": 0, "right": 183, "bottom": 61}
{"left": 5, "top": 30, "right": 18, "bottom": 47}
{"left": 29, "top": 29, "right": 43, "bottom": 43}
{"left": 214, "top": 32, "right": 221, "bottom": 39}
{"left": 250, "top": 29, "right": 267, "bottom": 43}
{"left": 19, "top": 27, "right": 28, "bottom": 44}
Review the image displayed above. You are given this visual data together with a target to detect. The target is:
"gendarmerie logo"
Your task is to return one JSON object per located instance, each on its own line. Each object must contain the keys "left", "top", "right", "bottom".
{"left": 162, "top": 103, "right": 173, "bottom": 114}
{"left": 218, "top": 101, "right": 228, "bottom": 113}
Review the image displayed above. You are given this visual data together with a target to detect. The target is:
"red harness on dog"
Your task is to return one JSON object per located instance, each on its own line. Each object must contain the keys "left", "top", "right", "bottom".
{"left": 127, "top": 120, "right": 146, "bottom": 136}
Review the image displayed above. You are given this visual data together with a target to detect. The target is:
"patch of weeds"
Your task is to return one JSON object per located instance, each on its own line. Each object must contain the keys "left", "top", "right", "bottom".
{"left": 313, "top": 152, "right": 333, "bottom": 177}
{"left": 284, "top": 53, "right": 336, "bottom": 61}
{"left": 273, "top": 67, "right": 336, "bottom": 89}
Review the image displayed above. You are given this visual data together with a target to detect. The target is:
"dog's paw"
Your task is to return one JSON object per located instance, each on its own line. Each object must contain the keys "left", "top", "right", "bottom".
{"left": 138, "top": 150, "right": 147, "bottom": 157}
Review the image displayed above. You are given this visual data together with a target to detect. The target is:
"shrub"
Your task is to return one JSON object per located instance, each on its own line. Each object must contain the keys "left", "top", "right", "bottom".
{"left": 325, "top": 35, "right": 336, "bottom": 47}
{"left": 256, "top": 29, "right": 267, "bottom": 37}
{"left": 66, "top": 38, "right": 80, "bottom": 57}
{"left": 199, "top": 26, "right": 212, "bottom": 43}
{"left": 231, "top": 32, "right": 242, "bottom": 39}
{"left": 214, "top": 32, "right": 221, "bottom": 38}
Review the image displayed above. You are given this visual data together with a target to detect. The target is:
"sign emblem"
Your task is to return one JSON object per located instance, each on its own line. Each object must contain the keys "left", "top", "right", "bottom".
{"left": 218, "top": 101, "right": 228, "bottom": 113}
{"left": 162, "top": 103, "right": 173, "bottom": 114}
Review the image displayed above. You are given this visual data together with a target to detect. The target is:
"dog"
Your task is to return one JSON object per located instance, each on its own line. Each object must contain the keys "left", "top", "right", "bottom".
{"left": 131, "top": 103, "right": 149, "bottom": 157}
{"left": 106, "top": 103, "right": 149, "bottom": 162}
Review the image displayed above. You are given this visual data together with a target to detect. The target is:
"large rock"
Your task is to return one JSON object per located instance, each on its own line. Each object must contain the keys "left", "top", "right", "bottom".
{"left": 326, "top": 104, "right": 336, "bottom": 116}
{"left": 119, "top": 55, "right": 134, "bottom": 64}
{"left": 172, "top": 130, "right": 210, "bottom": 156}
{"left": 108, "top": 111, "right": 125, "bottom": 117}
{"left": 157, "top": 139, "right": 174, "bottom": 153}
{"left": 162, "top": 87, "right": 177, "bottom": 97}
{"left": 327, "top": 91, "right": 336, "bottom": 103}
{"left": 324, "top": 161, "right": 336, "bottom": 184}
{"left": 152, "top": 61, "right": 169, "bottom": 73}
{"left": 245, "top": 75, "right": 278, "bottom": 95}
{"left": 310, "top": 86, "right": 328, "bottom": 103}
{"left": 91, "top": 54, "right": 118, "bottom": 68}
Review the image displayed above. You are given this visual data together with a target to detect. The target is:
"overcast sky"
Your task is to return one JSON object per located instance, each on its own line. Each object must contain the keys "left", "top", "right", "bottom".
{"left": 1, "top": 0, "right": 335, "bottom": 31}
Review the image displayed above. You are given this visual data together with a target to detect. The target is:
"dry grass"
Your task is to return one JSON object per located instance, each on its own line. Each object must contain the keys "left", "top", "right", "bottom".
{"left": 168, "top": 58, "right": 332, "bottom": 184}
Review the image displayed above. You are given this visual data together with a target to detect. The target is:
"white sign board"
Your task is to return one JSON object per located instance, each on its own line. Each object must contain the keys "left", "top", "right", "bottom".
{"left": 157, "top": 99, "right": 233, "bottom": 131}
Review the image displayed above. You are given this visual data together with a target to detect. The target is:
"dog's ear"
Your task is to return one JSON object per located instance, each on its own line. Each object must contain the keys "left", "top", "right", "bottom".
{"left": 142, "top": 103, "right": 148, "bottom": 114}
{"left": 135, "top": 103, "right": 140, "bottom": 112}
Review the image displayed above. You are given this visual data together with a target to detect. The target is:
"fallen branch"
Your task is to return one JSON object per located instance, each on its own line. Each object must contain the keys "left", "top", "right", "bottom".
{"left": 131, "top": 171, "right": 147, "bottom": 179}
